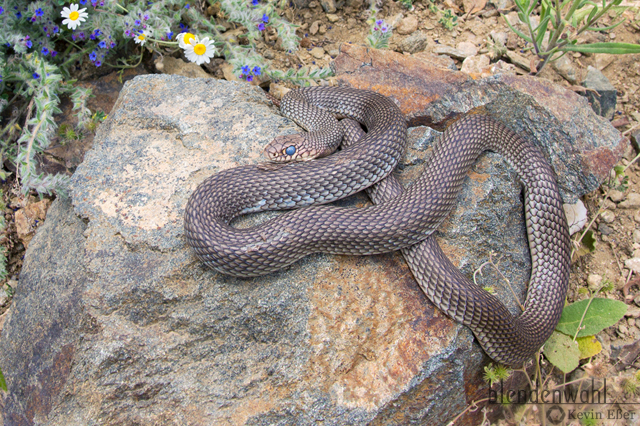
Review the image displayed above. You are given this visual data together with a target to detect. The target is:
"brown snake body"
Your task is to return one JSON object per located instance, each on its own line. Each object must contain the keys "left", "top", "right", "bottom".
{"left": 184, "top": 87, "right": 571, "bottom": 365}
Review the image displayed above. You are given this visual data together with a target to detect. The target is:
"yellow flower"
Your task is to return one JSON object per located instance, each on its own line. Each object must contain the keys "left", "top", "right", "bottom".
{"left": 134, "top": 30, "right": 149, "bottom": 46}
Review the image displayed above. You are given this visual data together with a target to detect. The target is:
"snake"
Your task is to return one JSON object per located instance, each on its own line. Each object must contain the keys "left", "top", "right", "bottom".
{"left": 184, "top": 86, "right": 571, "bottom": 366}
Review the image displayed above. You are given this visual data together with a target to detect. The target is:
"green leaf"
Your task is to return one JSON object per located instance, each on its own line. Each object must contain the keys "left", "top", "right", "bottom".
{"left": 535, "top": 16, "right": 550, "bottom": 46}
{"left": 577, "top": 335, "right": 602, "bottom": 359}
{"left": 544, "top": 331, "right": 580, "bottom": 373}
{"left": 502, "top": 15, "right": 533, "bottom": 42}
{"left": 587, "top": 19, "right": 625, "bottom": 32}
{"left": 559, "top": 42, "right": 640, "bottom": 54}
{"left": 556, "top": 298, "right": 628, "bottom": 338}
{"left": 0, "top": 367, "right": 6, "bottom": 391}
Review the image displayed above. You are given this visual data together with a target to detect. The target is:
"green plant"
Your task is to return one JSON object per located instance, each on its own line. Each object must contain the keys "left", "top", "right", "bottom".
{"left": 504, "top": 0, "right": 640, "bottom": 73}
{"left": 427, "top": 0, "right": 458, "bottom": 30}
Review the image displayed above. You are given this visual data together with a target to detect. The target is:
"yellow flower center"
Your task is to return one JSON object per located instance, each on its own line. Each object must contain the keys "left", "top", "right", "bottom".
{"left": 69, "top": 11, "right": 79, "bottom": 20}
{"left": 138, "top": 34, "right": 146, "bottom": 40}
{"left": 183, "top": 33, "right": 195, "bottom": 45}
{"left": 194, "top": 43, "right": 206, "bottom": 56}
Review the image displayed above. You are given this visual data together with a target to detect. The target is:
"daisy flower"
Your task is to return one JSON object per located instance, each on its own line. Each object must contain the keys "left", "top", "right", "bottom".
{"left": 176, "top": 32, "right": 196, "bottom": 49}
{"left": 134, "top": 30, "right": 149, "bottom": 45}
{"left": 184, "top": 37, "right": 216, "bottom": 65}
{"left": 60, "top": 4, "right": 88, "bottom": 30}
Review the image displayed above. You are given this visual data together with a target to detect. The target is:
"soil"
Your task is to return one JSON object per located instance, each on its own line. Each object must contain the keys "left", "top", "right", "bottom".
{"left": 1, "top": 0, "right": 640, "bottom": 424}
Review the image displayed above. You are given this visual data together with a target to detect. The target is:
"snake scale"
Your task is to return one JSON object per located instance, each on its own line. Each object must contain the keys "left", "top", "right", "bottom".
{"left": 184, "top": 87, "right": 571, "bottom": 366}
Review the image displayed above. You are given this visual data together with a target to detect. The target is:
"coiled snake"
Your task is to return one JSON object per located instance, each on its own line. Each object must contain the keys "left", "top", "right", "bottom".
{"left": 184, "top": 87, "right": 571, "bottom": 366}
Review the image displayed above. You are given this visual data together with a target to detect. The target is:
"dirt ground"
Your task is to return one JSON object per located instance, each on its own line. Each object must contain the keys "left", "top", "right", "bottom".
{"left": 1, "top": 0, "right": 640, "bottom": 424}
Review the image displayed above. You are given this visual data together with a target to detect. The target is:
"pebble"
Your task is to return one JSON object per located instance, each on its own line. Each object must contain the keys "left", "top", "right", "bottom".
{"left": 587, "top": 274, "right": 603, "bottom": 291}
{"left": 308, "top": 0, "right": 318, "bottom": 6}
{"left": 456, "top": 41, "right": 478, "bottom": 57}
{"left": 608, "top": 189, "right": 625, "bottom": 202}
{"left": 433, "top": 46, "right": 474, "bottom": 60}
{"left": 0, "top": 292, "right": 7, "bottom": 307}
{"left": 505, "top": 50, "right": 531, "bottom": 71}
{"left": 310, "top": 47, "right": 325, "bottom": 59}
{"left": 396, "top": 15, "right": 419, "bottom": 35}
{"left": 619, "top": 193, "right": 640, "bottom": 208}
{"left": 263, "top": 49, "right": 275, "bottom": 60}
{"left": 489, "top": 31, "right": 508, "bottom": 46}
{"left": 600, "top": 209, "right": 615, "bottom": 223}
{"left": 563, "top": 200, "right": 588, "bottom": 235}
{"left": 326, "top": 13, "right": 340, "bottom": 23}
{"left": 629, "top": 318, "right": 636, "bottom": 327}
{"left": 627, "top": 305, "right": 640, "bottom": 318}
{"left": 551, "top": 54, "right": 578, "bottom": 84}
{"left": 635, "top": 210, "right": 640, "bottom": 223}
{"left": 309, "top": 21, "right": 320, "bottom": 35}
{"left": 461, "top": 55, "right": 490, "bottom": 75}
{"left": 624, "top": 257, "right": 640, "bottom": 273}
{"left": 633, "top": 229, "right": 640, "bottom": 244}
{"left": 398, "top": 31, "right": 428, "bottom": 54}
{"left": 318, "top": 24, "right": 327, "bottom": 35}
{"left": 598, "top": 222, "right": 613, "bottom": 235}
{"left": 320, "top": 0, "right": 336, "bottom": 13}
{"left": 618, "top": 323, "right": 628, "bottom": 335}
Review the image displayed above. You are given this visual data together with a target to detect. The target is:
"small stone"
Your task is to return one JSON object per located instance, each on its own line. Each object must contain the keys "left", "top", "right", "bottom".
{"left": 0, "top": 292, "right": 7, "bottom": 307}
{"left": 626, "top": 305, "right": 640, "bottom": 318}
{"left": 594, "top": 53, "right": 615, "bottom": 71}
{"left": 563, "top": 200, "right": 588, "bottom": 236}
{"left": 598, "top": 222, "right": 613, "bottom": 235}
{"left": 320, "top": 0, "right": 336, "bottom": 12}
{"left": 619, "top": 193, "right": 640, "bottom": 209}
{"left": 609, "top": 189, "right": 625, "bottom": 202}
{"left": 456, "top": 41, "right": 478, "bottom": 57}
{"left": 326, "top": 13, "right": 340, "bottom": 23}
{"left": 633, "top": 230, "right": 640, "bottom": 244}
{"left": 460, "top": 55, "right": 491, "bottom": 76}
{"left": 581, "top": 66, "right": 617, "bottom": 120}
{"left": 625, "top": 258, "right": 640, "bottom": 273}
{"left": 264, "top": 49, "right": 275, "bottom": 60}
{"left": 300, "top": 37, "right": 312, "bottom": 48}
{"left": 433, "top": 45, "right": 474, "bottom": 60}
{"left": 398, "top": 31, "right": 429, "bottom": 54}
{"left": 551, "top": 54, "right": 578, "bottom": 85}
{"left": 587, "top": 274, "right": 603, "bottom": 291}
{"left": 489, "top": 31, "right": 507, "bottom": 46}
{"left": 318, "top": 25, "right": 327, "bottom": 35}
{"left": 309, "top": 21, "right": 320, "bottom": 35}
{"left": 600, "top": 209, "right": 615, "bottom": 223}
{"left": 618, "top": 323, "right": 629, "bottom": 335}
{"left": 396, "top": 15, "right": 419, "bottom": 35}
{"left": 308, "top": 0, "right": 318, "bottom": 6}
{"left": 629, "top": 318, "right": 636, "bottom": 327}
{"left": 347, "top": 17, "right": 357, "bottom": 29}
{"left": 505, "top": 50, "right": 531, "bottom": 72}
{"left": 310, "top": 47, "right": 325, "bottom": 59}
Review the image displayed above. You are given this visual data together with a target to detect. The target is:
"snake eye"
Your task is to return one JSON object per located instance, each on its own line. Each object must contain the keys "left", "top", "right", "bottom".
{"left": 285, "top": 145, "right": 296, "bottom": 156}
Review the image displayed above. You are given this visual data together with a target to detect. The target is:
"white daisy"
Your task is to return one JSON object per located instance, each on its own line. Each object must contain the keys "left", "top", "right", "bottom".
{"left": 60, "top": 3, "right": 88, "bottom": 30}
{"left": 134, "top": 30, "right": 149, "bottom": 46}
{"left": 184, "top": 37, "right": 217, "bottom": 65}
{"left": 176, "top": 32, "right": 196, "bottom": 49}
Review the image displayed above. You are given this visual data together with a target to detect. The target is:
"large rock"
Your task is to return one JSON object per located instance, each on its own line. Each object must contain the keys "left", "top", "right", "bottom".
{"left": 0, "top": 46, "right": 626, "bottom": 425}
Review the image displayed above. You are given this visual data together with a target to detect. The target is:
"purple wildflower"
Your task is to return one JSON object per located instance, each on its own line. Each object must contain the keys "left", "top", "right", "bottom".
{"left": 33, "top": 72, "right": 40, "bottom": 79}
{"left": 257, "top": 22, "right": 265, "bottom": 31}
{"left": 246, "top": 75, "right": 254, "bottom": 82}
{"left": 262, "top": 14, "right": 269, "bottom": 23}
{"left": 41, "top": 47, "right": 49, "bottom": 55}
{"left": 35, "top": 8, "right": 43, "bottom": 16}
{"left": 252, "top": 66, "right": 261, "bottom": 75}
{"left": 89, "top": 51, "right": 97, "bottom": 61}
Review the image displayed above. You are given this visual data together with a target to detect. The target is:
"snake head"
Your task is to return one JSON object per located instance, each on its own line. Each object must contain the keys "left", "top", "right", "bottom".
{"left": 262, "top": 134, "right": 317, "bottom": 163}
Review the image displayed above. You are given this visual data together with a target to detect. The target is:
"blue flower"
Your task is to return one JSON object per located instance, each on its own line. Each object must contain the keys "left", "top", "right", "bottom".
{"left": 98, "top": 40, "right": 106, "bottom": 48}
{"left": 110, "top": 41, "right": 116, "bottom": 48}
{"left": 25, "top": 40, "right": 32, "bottom": 48}
{"left": 51, "top": 50, "right": 57, "bottom": 57}
{"left": 143, "top": 13, "right": 149, "bottom": 20}
{"left": 94, "top": 29, "right": 101, "bottom": 36}
{"left": 35, "top": 8, "right": 43, "bottom": 16}
{"left": 166, "top": 31, "right": 173, "bottom": 39}
{"left": 257, "top": 23, "right": 265, "bottom": 31}
{"left": 16, "top": 11, "right": 22, "bottom": 18}
{"left": 262, "top": 14, "right": 269, "bottom": 23}
{"left": 41, "top": 47, "right": 49, "bottom": 55}
{"left": 79, "top": 0, "right": 87, "bottom": 4}
{"left": 89, "top": 51, "right": 97, "bottom": 61}
{"left": 95, "top": 60, "right": 102, "bottom": 67}
{"left": 252, "top": 66, "right": 261, "bottom": 75}
{"left": 375, "top": 19, "right": 383, "bottom": 26}
{"left": 380, "top": 25, "right": 388, "bottom": 33}
{"left": 241, "top": 65, "right": 250, "bottom": 74}
{"left": 0, "top": 7, "right": 4, "bottom": 15}
{"left": 252, "top": 0, "right": 259, "bottom": 5}
{"left": 134, "top": 19, "right": 141, "bottom": 26}
{"left": 53, "top": 26, "right": 59, "bottom": 33}
{"left": 185, "top": 3, "right": 190, "bottom": 8}
{"left": 33, "top": 72, "right": 40, "bottom": 79}
{"left": 246, "top": 75, "right": 254, "bottom": 82}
